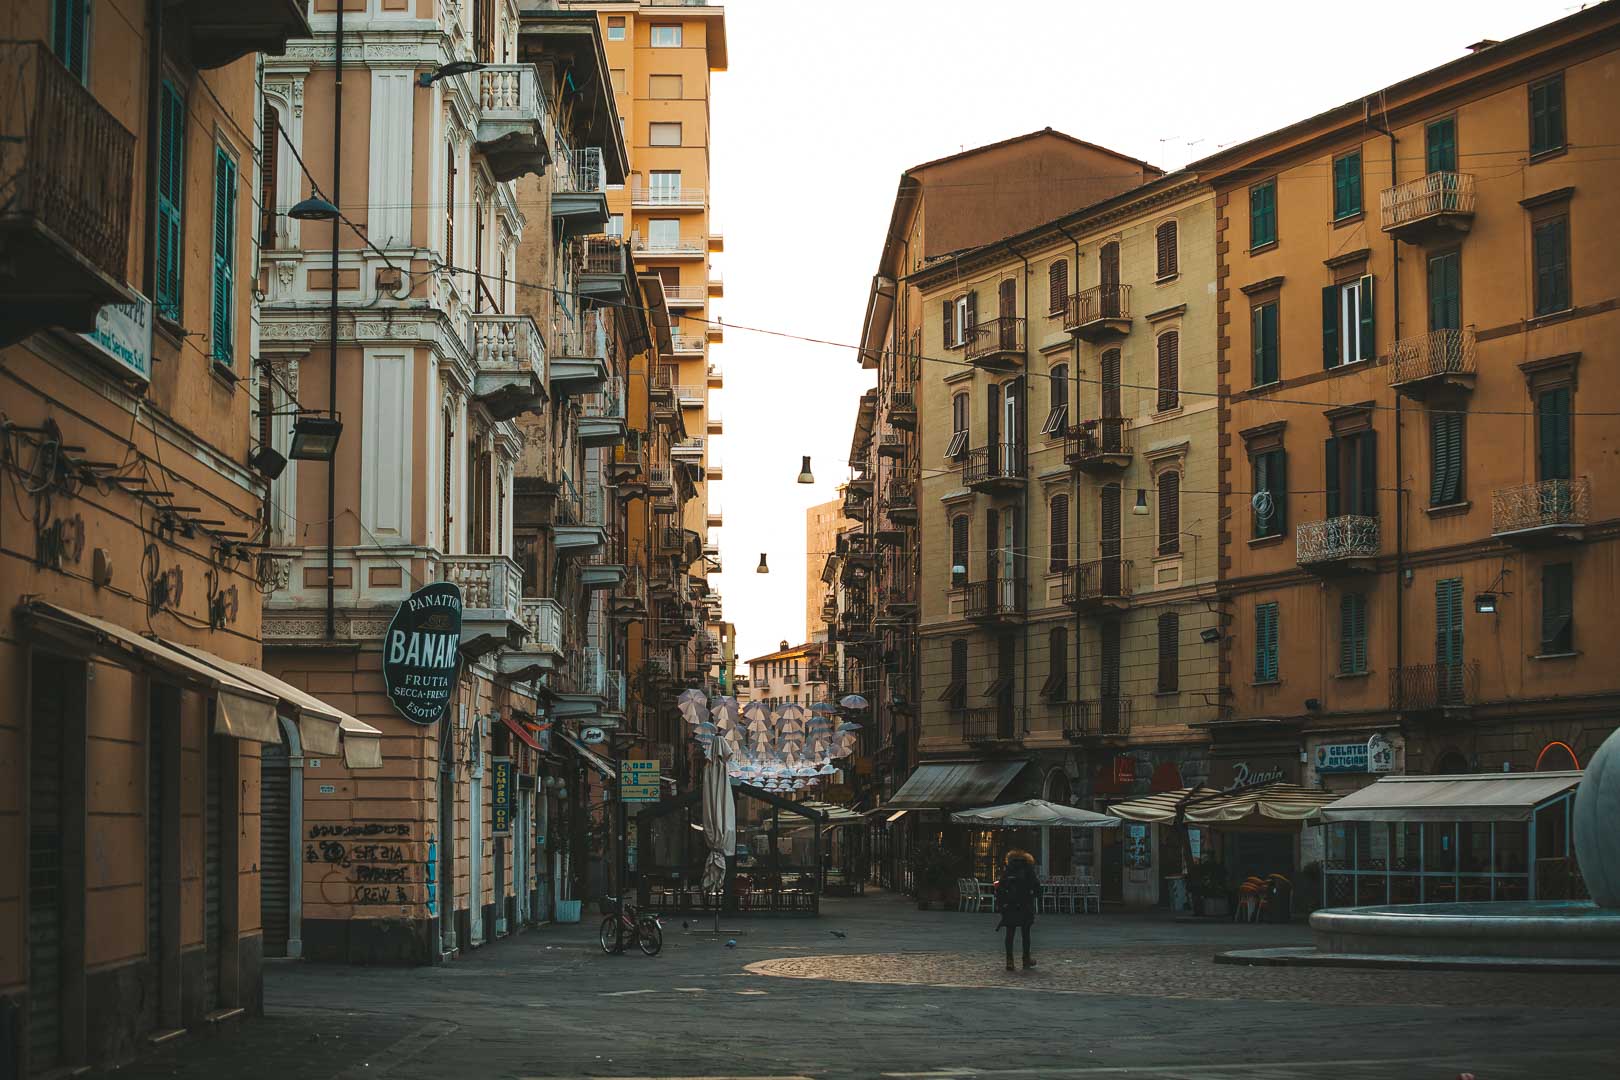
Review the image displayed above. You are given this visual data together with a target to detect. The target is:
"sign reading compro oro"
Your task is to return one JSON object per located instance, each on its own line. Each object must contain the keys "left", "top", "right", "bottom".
{"left": 383, "top": 582, "right": 464, "bottom": 725}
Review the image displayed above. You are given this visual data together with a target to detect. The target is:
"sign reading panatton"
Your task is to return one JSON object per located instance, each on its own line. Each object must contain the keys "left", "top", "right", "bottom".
{"left": 382, "top": 582, "right": 463, "bottom": 725}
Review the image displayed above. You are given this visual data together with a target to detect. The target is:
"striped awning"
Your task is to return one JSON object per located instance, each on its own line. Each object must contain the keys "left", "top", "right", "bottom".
{"left": 1110, "top": 783, "right": 1338, "bottom": 825}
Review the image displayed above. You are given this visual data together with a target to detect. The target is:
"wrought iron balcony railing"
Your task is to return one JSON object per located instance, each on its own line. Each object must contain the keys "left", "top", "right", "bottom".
{"left": 1296, "top": 516, "right": 1380, "bottom": 568}
{"left": 578, "top": 236, "right": 626, "bottom": 276}
{"left": 1491, "top": 478, "right": 1591, "bottom": 539}
{"left": 964, "top": 707, "right": 1025, "bottom": 744}
{"left": 963, "top": 316, "right": 1025, "bottom": 367}
{"left": 1061, "top": 697, "right": 1132, "bottom": 739}
{"left": 554, "top": 146, "right": 605, "bottom": 194}
{"left": 632, "top": 183, "right": 705, "bottom": 206}
{"left": 1379, "top": 171, "right": 1476, "bottom": 238}
{"left": 1062, "top": 559, "right": 1132, "bottom": 608}
{"left": 961, "top": 441, "right": 1027, "bottom": 487}
{"left": 1064, "top": 284, "right": 1132, "bottom": 337}
{"left": 1390, "top": 328, "right": 1476, "bottom": 391}
{"left": 1392, "top": 661, "right": 1480, "bottom": 711}
{"left": 1063, "top": 417, "right": 1132, "bottom": 470}
{"left": 964, "top": 578, "right": 1026, "bottom": 621}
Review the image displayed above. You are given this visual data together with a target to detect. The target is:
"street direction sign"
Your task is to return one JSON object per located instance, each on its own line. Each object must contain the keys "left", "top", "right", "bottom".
{"left": 620, "top": 758, "right": 661, "bottom": 802}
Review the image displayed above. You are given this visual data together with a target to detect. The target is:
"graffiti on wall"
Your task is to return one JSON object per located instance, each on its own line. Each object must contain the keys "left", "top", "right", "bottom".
{"left": 308, "top": 823, "right": 418, "bottom": 907}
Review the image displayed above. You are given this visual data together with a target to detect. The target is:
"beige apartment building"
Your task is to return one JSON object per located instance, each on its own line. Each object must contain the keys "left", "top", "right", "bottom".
{"left": 805, "top": 494, "right": 854, "bottom": 641}
{"left": 747, "top": 641, "right": 830, "bottom": 711}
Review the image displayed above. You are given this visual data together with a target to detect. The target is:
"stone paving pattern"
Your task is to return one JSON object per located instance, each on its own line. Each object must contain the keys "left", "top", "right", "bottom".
{"left": 90, "top": 892, "right": 1620, "bottom": 1080}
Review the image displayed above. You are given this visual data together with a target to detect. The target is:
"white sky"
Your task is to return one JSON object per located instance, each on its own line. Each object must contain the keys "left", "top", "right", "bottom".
{"left": 705, "top": 0, "right": 1580, "bottom": 665}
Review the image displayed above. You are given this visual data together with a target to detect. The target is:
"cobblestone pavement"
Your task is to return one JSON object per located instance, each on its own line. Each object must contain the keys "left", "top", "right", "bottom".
{"left": 92, "top": 892, "right": 1620, "bottom": 1080}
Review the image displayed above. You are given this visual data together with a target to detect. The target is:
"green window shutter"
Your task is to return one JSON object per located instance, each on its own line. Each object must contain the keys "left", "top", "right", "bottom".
{"left": 1339, "top": 593, "right": 1355, "bottom": 674}
{"left": 53, "top": 0, "right": 88, "bottom": 80}
{"left": 1357, "top": 274, "right": 1375, "bottom": 362}
{"left": 1427, "top": 252, "right": 1460, "bottom": 332}
{"left": 1333, "top": 153, "right": 1362, "bottom": 219}
{"left": 1250, "top": 182, "right": 1275, "bottom": 247}
{"left": 1426, "top": 118, "right": 1457, "bottom": 173}
{"left": 156, "top": 80, "right": 185, "bottom": 322}
{"left": 1429, "top": 413, "right": 1464, "bottom": 507}
{"left": 1537, "top": 387, "right": 1571, "bottom": 481}
{"left": 1353, "top": 592, "right": 1368, "bottom": 673}
{"left": 1272, "top": 449, "right": 1287, "bottom": 534}
{"left": 1532, "top": 218, "right": 1569, "bottom": 316}
{"left": 1324, "top": 437, "right": 1340, "bottom": 519}
{"left": 1322, "top": 285, "right": 1339, "bottom": 368}
{"left": 1445, "top": 414, "right": 1463, "bottom": 505}
{"left": 1255, "top": 603, "right": 1279, "bottom": 682}
{"left": 211, "top": 148, "right": 238, "bottom": 365}
{"left": 1359, "top": 430, "right": 1378, "bottom": 517}
{"left": 1530, "top": 77, "right": 1565, "bottom": 156}
{"left": 1436, "top": 578, "right": 1463, "bottom": 668}
{"left": 1251, "top": 302, "right": 1278, "bottom": 385}
{"left": 1541, "top": 563, "right": 1573, "bottom": 654}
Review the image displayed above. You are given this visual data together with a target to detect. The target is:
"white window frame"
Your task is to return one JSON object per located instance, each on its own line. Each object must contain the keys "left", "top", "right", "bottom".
{"left": 650, "top": 24, "right": 682, "bottom": 48}
{"left": 607, "top": 213, "right": 624, "bottom": 238}
{"left": 607, "top": 17, "right": 626, "bottom": 41}
{"left": 1337, "top": 278, "right": 1364, "bottom": 369}
{"left": 952, "top": 296, "right": 968, "bottom": 347}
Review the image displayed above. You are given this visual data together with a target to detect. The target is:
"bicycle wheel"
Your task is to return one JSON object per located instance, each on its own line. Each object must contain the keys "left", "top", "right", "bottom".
{"left": 599, "top": 915, "right": 622, "bottom": 954}
{"left": 636, "top": 918, "right": 663, "bottom": 956}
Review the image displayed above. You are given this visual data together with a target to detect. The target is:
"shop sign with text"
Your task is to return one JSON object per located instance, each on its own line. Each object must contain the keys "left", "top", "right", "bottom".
{"left": 1315, "top": 733, "right": 1395, "bottom": 775}
{"left": 382, "top": 582, "right": 463, "bottom": 725}
{"left": 492, "top": 759, "right": 513, "bottom": 834}
{"left": 620, "top": 759, "right": 661, "bottom": 802}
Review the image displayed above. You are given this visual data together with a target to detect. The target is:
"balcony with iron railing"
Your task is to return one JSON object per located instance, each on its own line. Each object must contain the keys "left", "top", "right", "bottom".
{"left": 1389, "top": 327, "right": 1477, "bottom": 399}
{"left": 1063, "top": 418, "right": 1133, "bottom": 473}
{"left": 583, "top": 540, "right": 628, "bottom": 590}
{"left": 178, "top": 0, "right": 312, "bottom": 69}
{"left": 675, "top": 383, "right": 706, "bottom": 406}
{"left": 612, "top": 566, "right": 648, "bottom": 617}
{"left": 1392, "top": 661, "right": 1480, "bottom": 713}
{"left": 0, "top": 42, "right": 136, "bottom": 343}
{"left": 961, "top": 441, "right": 1027, "bottom": 491}
{"left": 671, "top": 436, "right": 706, "bottom": 460}
{"left": 472, "top": 64, "right": 546, "bottom": 181}
{"left": 554, "top": 475, "right": 607, "bottom": 552}
{"left": 885, "top": 483, "right": 918, "bottom": 524}
{"left": 577, "top": 236, "right": 628, "bottom": 297}
{"left": 1296, "top": 516, "right": 1380, "bottom": 572}
{"left": 438, "top": 553, "right": 526, "bottom": 659}
{"left": 552, "top": 144, "right": 607, "bottom": 235}
{"left": 671, "top": 333, "right": 705, "bottom": 355}
{"left": 888, "top": 390, "right": 917, "bottom": 430}
{"left": 964, "top": 707, "right": 1025, "bottom": 744}
{"left": 631, "top": 232, "right": 708, "bottom": 257}
{"left": 1061, "top": 697, "right": 1132, "bottom": 740}
{"left": 963, "top": 316, "right": 1026, "bottom": 369}
{"left": 964, "top": 578, "right": 1026, "bottom": 623}
{"left": 497, "top": 597, "right": 566, "bottom": 681}
{"left": 579, "top": 376, "right": 627, "bottom": 446}
{"left": 632, "top": 183, "right": 705, "bottom": 209}
{"left": 468, "top": 314, "right": 546, "bottom": 420}
{"left": 1379, "top": 172, "right": 1476, "bottom": 244}
{"left": 660, "top": 284, "right": 707, "bottom": 307}
{"left": 876, "top": 432, "right": 908, "bottom": 458}
{"left": 1064, "top": 285, "right": 1132, "bottom": 340}
{"left": 1062, "top": 559, "right": 1132, "bottom": 611}
{"left": 1491, "top": 478, "right": 1590, "bottom": 544}
{"left": 551, "top": 309, "right": 609, "bottom": 394}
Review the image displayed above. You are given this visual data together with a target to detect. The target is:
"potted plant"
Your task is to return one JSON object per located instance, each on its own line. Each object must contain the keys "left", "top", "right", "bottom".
{"left": 907, "top": 844, "right": 958, "bottom": 910}
{"left": 1189, "top": 859, "right": 1231, "bottom": 918}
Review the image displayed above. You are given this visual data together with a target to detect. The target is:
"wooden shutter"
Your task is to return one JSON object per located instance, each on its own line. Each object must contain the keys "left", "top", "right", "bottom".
{"left": 1157, "top": 612, "right": 1179, "bottom": 693}
{"left": 1157, "top": 331, "right": 1179, "bottom": 411}
{"left": 53, "top": 0, "right": 88, "bottom": 80}
{"left": 1430, "top": 413, "right": 1464, "bottom": 506}
{"left": 1100, "top": 619, "right": 1121, "bottom": 697}
{"left": 156, "top": 81, "right": 186, "bottom": 321}
{"left": 1048, "top": 260, "right": 1068, "bottom": 314}
{"left": 1046, "top": 627, "right": 1068, "bottom": 700}
{"left": 211, "top": 149, "right": 238, "bottom": 366}
{"left": 1101, "top": 348, "right": 1122, "bottom": 419}
{"left": 1541, "top": 563, "right": 1573, "bottom": 653}
{"left": 1357, "top": 275, "right": 1376, "bottom": 362}
{"left": 984, "top": 509, "right": 1000, "bottom": 584}
{"left": 1156, "top": 221, "right": 1177, "bottom": 278}
{"left": 1100, "top": 242, "right": 1119, "bottom": 287}
{"left": 943, "top": 299, "right": 954, "bottom": 347}
{"left": 1254, "top": 603, "right": 1278, "bottom": 682}
{"left": 1427, "top": 252, "right": 1460, "bottom": 332}
{"left": 1251, "top": 305, "right": 1266, "bottom": 385}
{"left": 1267, "top": 449, "right": 1288, "bottom": 535}
{"left": 1339, "top": 593, "right": 1367, "bottom": 674}
{"left": 1100, "top": 484, "right": 1121, "bottom": 595}
{"left": 999, "top": 278, "right": 1016, "bottom": 320}
{"left": 965, "top": 290, "right": 978, "bottom": 334}
{"left": 1005, "top": 376, "right": 1025, "bottom": 452}
{"left": 261, "top": 106, "right": 280, "bottom": 249}
{"left": 1435, "top": 578, "right": 1463, "bottom": 669}
{"left": 1533, "top": 218, "right": 1569, "bottom": 315}
{"left": 1537, "top": 387, "right": 1571, "bottom": 481}
{"left": 1426, "top": 118, "right": 1457, "bottom": 174}
{"left": 1359, "top": 431, "right": 1378, "bottom": 517}
{"left": 1324, "top": 437, "right": 1341, "bottom": 518}
{"left": 950, "top": 515, "right": 968, "bottom": 577}
{"left": 1158, "top": 472, "right": 1180, "bottom": 555}
{"left": 1321, "top": 285, "right": 1339, "bottom": 368}
{"left": 1049, "top": 494, "right": 1069, "bottom": 571}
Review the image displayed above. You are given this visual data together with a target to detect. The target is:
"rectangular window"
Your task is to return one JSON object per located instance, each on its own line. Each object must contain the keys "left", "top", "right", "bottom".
{"left": 1254, "top": 602, "right": 1279, "bottom": 682}
{"left": 1339, "top": 592, "right": 1368, "bottom": 675}
{"left": 946, "top": 393, "right": 969, "bottom": 459}
{"left": 650, "top": 24, "right": 682, "bottom": 48}
{"left": 649, "top": 74, "right": 682, "bottom": 99}
{"left": 607, "top": 16, "right": 625, "bottom": 40}
{"left": 1332, "top": 151, "right": 1363, "bottom": 220}
{"left": 1427, "top": 251, "right": 1461, "bottom": 331}
{"left": 1049, "top": 494, "right": 1069, "bottom": 572}
{"left": 1322, "top": 274, "right": 1374, "bottom": 368}
{"left": 1156, "top": 330, "right": 1179, "bottom": 412}
{"left": 1429, "top": 411, "right": 1465, "bottom": 507}
{"left": 1529, "top": 74, "right": 1565, "bottom": 157}
{"left": 1249, "top": 179, "right": 1277, "bottom": 248}
{"left": 1436, "top": 577, "right": 1464, "bottom": 680}
{"left": 1541, "top": 562, "right": 1574, "bottom": 654}
{"left": 648, "top": 219, "right": 680, "bottom": 249}
{"left": 606, "top": 213, "right": 624, "bottom": 238}
{"left": 1426, "top": 117, "right": 1457, "bottom": 173}
{"left": 649, "top": 121, "right": 682, "bottom": 147}
{"left": 210, "top": 147, "right": 238, "bottom": 368}
{"left": 950, "top": 516, "right": 969, "bottom": 584}
{"left": 1157, "top": 471, "right": 1180, "bottom": 556}
{"left": 1157, "top": 612, "right": 1179, "bottom": 693}
{"left": 649, "top": 170, "right": 682, "bottom": 200}
{"left": 1251, "top": 300, "right": 1279, "bottom": 385}
{"left": 1532, "top": 215, "right": 1570, "bottom": 316}
{"left": 52, "top": 0, "right": 90, "bottom": 81}
{"left": 1325, "top": 430, "right": 1377, "bottom": 518}
{"left": 1252, "top": 448, "right": 1286, "bottom": 539}
{"left": 1041, "top": 364, "right": 1068, "bottom": 435}
{"left": 155, "top": 79, "right": 186, "bottom": 322}
{"left": 1536, "top": 386, "right": 1572, "bottom": 481}
{"left": 609, "top": 68, "right": 626, "bottom": 92}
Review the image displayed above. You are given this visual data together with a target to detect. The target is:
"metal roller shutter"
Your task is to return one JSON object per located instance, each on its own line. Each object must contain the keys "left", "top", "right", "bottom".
{"left": 29, "top": 665, "right": 65, "bottom": 1072}
{"left": 205, "top": 737, "right": 222, "bottom": 1011}
{"left": 260, "top": 738, "right": 291, "bottom": 958}
{"left": 147, "top": 695, "right": 164, "bottom": 1011}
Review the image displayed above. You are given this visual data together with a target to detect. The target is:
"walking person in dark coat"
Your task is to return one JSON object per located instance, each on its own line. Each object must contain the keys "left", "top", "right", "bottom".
{"left": 994, "top": 849, "right": 1040, "bottom": 971}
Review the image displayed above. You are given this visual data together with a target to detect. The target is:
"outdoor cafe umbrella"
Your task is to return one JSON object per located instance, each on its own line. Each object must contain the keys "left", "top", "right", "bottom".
{"left": 951, "top": 799, "right": 1122, "bottom": 828}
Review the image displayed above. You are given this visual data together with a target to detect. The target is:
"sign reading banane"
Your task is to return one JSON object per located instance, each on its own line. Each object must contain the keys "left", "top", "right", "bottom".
{"left": 383, "top": 582, "right": 463, "bottom": 725}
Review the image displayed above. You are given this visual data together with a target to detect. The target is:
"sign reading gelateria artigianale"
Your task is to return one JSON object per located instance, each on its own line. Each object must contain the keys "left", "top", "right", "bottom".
{"left": 382, "top": 583, "right": 463, "bottom": 725}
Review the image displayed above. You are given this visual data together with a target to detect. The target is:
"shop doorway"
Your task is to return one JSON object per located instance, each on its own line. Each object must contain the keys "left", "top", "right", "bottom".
{"left": 1043, "top": 771, "right": 1073, "bottom": 874}
{"left": 29, "top": 655, "right": 86, "bottom": 1074}
{"left": 1100, "top": 828, "right": 1123, "bottom": 902}
{"left": 438, "top": 759, "right": 455, "bottom": 955}
{"left": 204, "top": 735, "right": 225, "bottom": 1012}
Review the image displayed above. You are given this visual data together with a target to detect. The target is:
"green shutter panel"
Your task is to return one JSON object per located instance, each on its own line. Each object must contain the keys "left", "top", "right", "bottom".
{"left": 942, "top": 299, "right": 953, "bottom": 346}
{"left": 1360, "top": 430, "right": 1378, "bottom": 517}
{"left": 1250, "top": 186, "right": 1262, "bottom": 246}
{"left": 1251, "top": 305, "right": 1265, "bottom": 386}
{"left": 1428, "top": 253, "right": 1460, "bottom": 332}
{"left": 156, "top": 82, "right": 185, "bottom": 321}
{"left": 1267, "top": 605, "right": 1279, "bottom": 681}
{"left": 1339, "top": 594, "right": 1355, "bottom": 674}
{"left": 1445, "top": 414, "right": 1463, "bottom": 504}
{"left": 1538, "top": 388, "right": 1571, "bottom": 481}
{"left": 1426, "top": 119, "right": 1456, "bottom": 174}
{"left": 54, "top": 0, "right": 87, "bottom": 80}
{"left": 1354, "top": 593, "right": 1367, "bottom": 673}
{"left": 1324, "top": 437, "right": 1341, "bottom": 518}
{"left": 211, "top": 149, "right": 238, "bottom": 365}
{"left": 1358, "top": 274, "right": 1375, "bottom": 362}
{"left": 1429, "top": 416, "right": 1447, "bottom": 507}
{"left": 1322, "top": 285, "right": 1339, "bottom": 368}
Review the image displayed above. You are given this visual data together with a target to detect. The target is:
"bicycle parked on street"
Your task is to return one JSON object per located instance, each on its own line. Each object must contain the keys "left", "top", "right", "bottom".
{"left": 599, "top": 896, "right": 663, "bottom": 956}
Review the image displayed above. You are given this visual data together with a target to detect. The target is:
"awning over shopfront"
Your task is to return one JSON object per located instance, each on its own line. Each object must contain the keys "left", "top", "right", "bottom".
{"left": 799, "top": 800, "right": 867, "bottom": 826}
{"left": 554, "top": 727, "right": 616, "bottom": 779}
{"left": 1111, "top": 783, "right": 1339, "bottom": 825}
{"left": 1320, "top": 771, "right": 1582, "bottom": 823}
{"left": 168, "top": 641, "right": 383, "bottom": 767}
{"left": 501, "top": 712, "right": 541, "bottom": 752}
{"left": 885, "top": 759, "right": 1026, "bottom": 810}
{"left": 24, "top": 601, "right": 280, "bottom": 744}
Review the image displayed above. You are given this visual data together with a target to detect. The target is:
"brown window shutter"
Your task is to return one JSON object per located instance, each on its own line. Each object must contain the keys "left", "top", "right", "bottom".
{"left": 1049, "top": 260, "right": 1067, "bottom": 314}
{"left": 1159, "top": 472, "right": 1181, "bottom": 555}
{"left": 1050, "top": 494, "right": 1069, "bottom": 571}
{"left": 999, "top": 278, "right": 1016, "bottom": 320}
{"left": 1157, "top": 612, "right": 1179, "bottom": 693}
{"left": 943, "top": 299, "right": 954, "bottom": 346}
{"left": 1156, "top": 221, "right": 1178, "bottom": 278}
{"left": 966, "top": 290, "right": 978, "bottom": 331}
{"left": 1157, "top": 331, "right": 1180, "bottom": 411}
{"left": 951, "top": 515, "right": 969, "bottom": 574}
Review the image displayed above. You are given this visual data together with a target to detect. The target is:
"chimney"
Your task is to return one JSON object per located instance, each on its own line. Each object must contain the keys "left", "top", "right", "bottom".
{"left": 1466, "top": 39, "right": 1501, "bottom": 53}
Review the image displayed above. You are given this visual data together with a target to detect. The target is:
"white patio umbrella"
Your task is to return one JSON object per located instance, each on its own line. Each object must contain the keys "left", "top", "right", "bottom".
{"left": 701, "top": 735, "right": 736, "bottom": 896}
{"left": 951, "top": 799, "right": 1122, "bottom": 828}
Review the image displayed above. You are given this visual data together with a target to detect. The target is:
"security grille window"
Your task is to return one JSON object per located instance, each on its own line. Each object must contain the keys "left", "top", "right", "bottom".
{"left": 1251, "top": 300, "right": 1280, "bottom": 385}
{"left": 1251, "top": 447, "right": 1286, "bottom": 538}
{"left": 1042, "top": 364, "right": 1069, "bottom": 435}
{"left": 950, "top": 515, "right": 969, "bottom": 586}
{"left": 1156, "top": 330, "right": 1180, "bottom": 411}
{"left": 1042, "top": 626, "right": 1068, "bottom": 701}
{"left": 1532, "top": 214, "right": 1571, "bottom": 316}
{"left": 945, "top": 392, "right": 970, "bottom": 459}
{"left": 1322, "top": 275, "right": 1375, "bottom": 367}
{"left": 1250, "top": 179, "right": 1277, "bottom": 248}
{"left": 1048, "top": 259, "right": 1068, "bottom": 315}
{"left": 1529, "top": 74, "right": 1565, "bottom": 157}
{"left": 1325, "top": 430, "right": 1377, "bottom": 518}
{"left": 1541, "top": 562, "right": 1574, "bottom": 655}
{"left": 1157, "top": 612, "right": 1179, "bottom": 693}
{"left": 1339, "top": 592, "right": 1368, "bottom": 675}
{"left": 1429, "top": 411, "right": 1465, "bottom": 507}
{"left": 1332, "top": 151, "right": 1363, "bottom": 220}
{"left": 1254, "top": 602, "right": 1280, "bottom": 682}
{"left": 650, "top": 24, "right": 682, "bottom": 47}
{"left": 1048, "top": 494, "right": 1069, "bottom": 572}
{"left": 1158, "top": 472, "right": 1180, "bottom": 555}
{"left": 941, "top": 639, "right": 968, "bottom": 709}
{"left": 1155, "top": 220, "right": 1178, "bottom": 279}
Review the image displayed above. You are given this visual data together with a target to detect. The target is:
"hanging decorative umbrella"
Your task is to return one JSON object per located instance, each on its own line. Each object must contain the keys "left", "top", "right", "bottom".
{"left": 839, "top": 694, "right": 869, "bottom": 711}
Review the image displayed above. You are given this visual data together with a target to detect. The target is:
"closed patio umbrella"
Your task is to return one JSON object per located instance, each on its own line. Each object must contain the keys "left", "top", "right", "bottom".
{"left": 701, "top": 736, "right": 736, "bottom": 896}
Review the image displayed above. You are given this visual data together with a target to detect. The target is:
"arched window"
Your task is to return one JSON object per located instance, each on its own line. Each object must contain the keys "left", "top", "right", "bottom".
{"left": 1158, "top": 471, "right": 1181, "bottom": 555}
{"left": 1042, "top": 363, "right": 1069, "bottom": 435}
{"left": 1043, "top": 625, "right": 1068, "bottom": 701}
{"left": 1157, "top": 330, "right": 1180, "bottom": 411}
{"left": 1048, "top": 493, "right": 1070, "bottom": 572}
{"left": 1156, "top": 219, "right": 1179, "bottom": 279}
{"left": 261, "top": 103, "right": 281, "bottom": 249}
{"left": 1048, "top": 258, "right": 1069, "bottom": 315}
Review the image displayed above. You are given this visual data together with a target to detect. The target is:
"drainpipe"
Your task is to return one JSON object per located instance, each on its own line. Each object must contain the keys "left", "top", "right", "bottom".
{"left": 326, "top": 4, "right": 345, "bottom": 641}
{"left": 1366, "top": 104, "right": 1403, "bottom": 712}
{"left": 142, "top": 0, "right": 163, "bottom": 297}
{"left": 1054, "top": 224, "right": 1084, "bottom": 732}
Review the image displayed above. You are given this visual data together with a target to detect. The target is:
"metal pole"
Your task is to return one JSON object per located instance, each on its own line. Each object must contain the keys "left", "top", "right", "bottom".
{"left": 325, "top": 2, "right": 344, "bottom": 641}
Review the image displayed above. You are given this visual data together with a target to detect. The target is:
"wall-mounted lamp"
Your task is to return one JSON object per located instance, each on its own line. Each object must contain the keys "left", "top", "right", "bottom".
{"left": 1199, "top": 627, "right": 1221, "bottom": 644}
{"left": 797, "top": 456, "right": 815, "bottom": 484}
{"left": 250, "top": 444, "right": 289, "bottom": 479}
{"left": 756, "top": 553, "right": 769, "bottom": 574}
{"left": 1133, "top": 488, "right": 1150, "bottom": 515}
{"left": 1304, "top": 698, "right": 1322, "bottom": 712}
{"left": 418, "top": 61, "right": 487, "bottom": 88}
{"left": 1474, "top": 593, "right": 1498, "bottom": 614}
{"left": 289, "top": 414, "right": 343, "bottom": 461}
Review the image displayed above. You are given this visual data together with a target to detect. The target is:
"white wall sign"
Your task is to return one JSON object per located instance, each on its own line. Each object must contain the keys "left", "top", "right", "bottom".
{"left": 79, "top": 292, "right": 153, "bottom": 383}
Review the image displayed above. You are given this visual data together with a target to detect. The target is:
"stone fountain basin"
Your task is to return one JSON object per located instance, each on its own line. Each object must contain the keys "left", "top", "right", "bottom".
{"left": 1310, "top": 901, "right": 1620, "bottom": 959}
